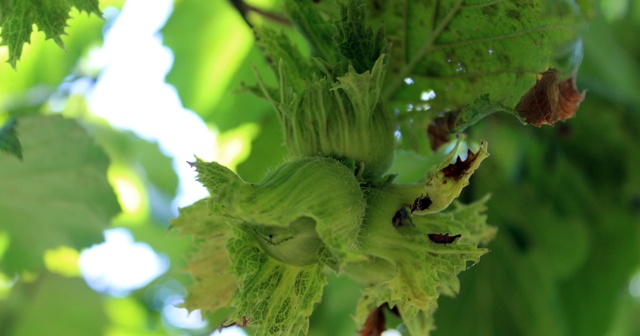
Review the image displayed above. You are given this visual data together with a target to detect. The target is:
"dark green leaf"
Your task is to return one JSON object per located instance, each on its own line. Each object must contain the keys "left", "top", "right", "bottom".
{"left": 377, "top": 0, "right": 586, "bottom": 111}
{"left": 0, "top": 119, "right": 22, "bottom": 159}
{"left": 334, "top": 1, "right": 387, "bottom": 73}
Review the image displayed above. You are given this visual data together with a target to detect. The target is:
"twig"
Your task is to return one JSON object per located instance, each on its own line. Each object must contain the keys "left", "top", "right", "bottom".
{"left": 229, "top": 0, "right": 291, "bottom": 28}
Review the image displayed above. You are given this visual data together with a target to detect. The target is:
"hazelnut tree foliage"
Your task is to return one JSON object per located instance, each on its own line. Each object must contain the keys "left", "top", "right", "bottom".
{"left": 169, "top": 1, "right": 585, "bottom": 334}
{"left": 2, "top": 1, "right": 640, "bottom": 336}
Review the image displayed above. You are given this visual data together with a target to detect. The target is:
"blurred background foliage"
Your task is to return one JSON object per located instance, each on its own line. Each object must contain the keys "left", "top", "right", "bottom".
{"left": 0, "top": 0, "right": 639, "bottom": 335}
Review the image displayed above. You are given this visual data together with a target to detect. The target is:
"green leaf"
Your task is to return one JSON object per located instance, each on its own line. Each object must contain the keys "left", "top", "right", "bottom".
{"left": 334, "top": 1, "right": 387, "bottom": 73}
{"left": 0, "top": 115, "right": 120, "bottom": 273}
{"left": 433, "top": 83, "right": 640, "bottom": 336}
{"left": 0, "top": 5, "right": 103, "bottom": 101}
{"left": 0, "top": 118, "right": 22, "bottom": 159}
{"left": 236, "top": 114, "right": 287, "bottom": 183}
{"left": 284, "top": 0, "right": 341, "bottom": 65}
{"left": 193, "top": 157, "right": 367, "bottom": 266}
{"left": 254, "top": 26, "right": 312, "bottom": 93}
{"left": 375, "top": 0, "right": 586, "bottom": 112}
{"left": 176, "top": 158, "right": 359, "bottom": 335}
{"left": 401, "top": 310, "right": 436, "bottom": 336}
{"left": 84, "top": 123, "right": 179, "bottom": 199}
{"left": 396, "top": 140, "right": 490, "bottom": 215}
{"left": 227, "top": 227, "right": 327, "bottom": 336}
{"left": 0, "top": 0, "right": 102, "bottom": 68}
{"left": 354, "top": 192, "right": 494, "bottom": 333}
{"left": 0, "top": 274, "right": 107, "bottom": 336}
{"left": 171, "top": 198, "right": 238, "bottom": 314}
{"left": 162, "top": 0, "right": 276, "bottom": 131}
{"left": 453, "top": 94, "right": 514, "bottom": 132}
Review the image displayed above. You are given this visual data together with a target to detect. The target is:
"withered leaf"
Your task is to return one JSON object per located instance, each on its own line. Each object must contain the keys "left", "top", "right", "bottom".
{"left": 426, "top": 112, "right": 457, "bottom": 151}
{"left": 428, "top": 233, "right": 462, "bottom": 244}
{"left": 219, "top": 316, "right": 249, "bottom": 330}
{"left": 359, "top": 305, "right": 386, "bottom": 336}
{"left": 515, "top": 69, "right": 585, "bottom": 127}
{"left": 441, "top": 149, "right": 480, "bottom": 180}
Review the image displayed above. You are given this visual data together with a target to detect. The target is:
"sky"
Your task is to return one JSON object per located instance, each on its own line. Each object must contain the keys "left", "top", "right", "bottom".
{"left": 79, "top": 0, "right": 244, "bottom": 334}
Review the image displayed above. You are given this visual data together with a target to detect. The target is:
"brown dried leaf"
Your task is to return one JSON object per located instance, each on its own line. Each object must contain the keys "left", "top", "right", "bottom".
{"left": 428, "top": 233, "right": 462, "bottom": 244}
{"left": 441, "top": 149, "right": 481, "bottom": 180}
{"left": 359, "top": 305, "right": 386, "bottom": 336}
{"left": 411, "top": 195, "right": 433, "bottom": 213}
{"left": 219, "top": 316, "right": 249, "bottom": 330}
{"left": 515, "top": 69, "right": 586, "bottom": 127}
{"left": 426, "top": 112, "right": 457, "bottom": 151}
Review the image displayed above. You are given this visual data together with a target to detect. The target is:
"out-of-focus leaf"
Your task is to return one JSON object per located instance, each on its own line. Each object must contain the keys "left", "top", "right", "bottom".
{"left": 433, "top": 83, "right": 640, "bottom": 336}
{"left": 84, "top": 121, "right": 179, "bottom": 199}
{"left": 236, "top": 114, "right": 287, "bottom": 183}
{"left": 0, "top": 118, "right": 22, "bottom": 159}
{"left": 579, "top": 18, "right": 640, "bottom": 108}
{"left": 0, "top": 115, "right": 120, "bottom": 273}
{"left": 283, "top": 0, "right": 341, "bottom": 65}
{"left": 308, "top": 275, "right": 363, "bottom": 336}
{"left": 0, "top": 274, "right": 107, "bottom": 336}
{"left": 0, "top": 0, "right": 101, "bottom": 68}
{"left": 162, "top": 0, "right": 276, "bottom": 131}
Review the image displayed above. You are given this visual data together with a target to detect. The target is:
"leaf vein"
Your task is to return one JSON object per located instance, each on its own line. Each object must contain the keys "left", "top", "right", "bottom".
{"left": 383, "top": 0, "right": 464, "bottom": 102}
{"left": 431, "top": 24, "right": 575, "bottom": 51}
{"left": 460, "top": 0, "right": 506, "bottom": 10}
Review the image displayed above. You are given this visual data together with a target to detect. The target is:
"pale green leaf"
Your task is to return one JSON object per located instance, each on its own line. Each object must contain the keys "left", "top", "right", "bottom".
{"left": 171, "top": 198, "right": 238, "bottom": 314}
{"left": 416, "top": 141, "right": 490, "bottom": 214}
{"left": 227, "top": 227, "right": 327, "bottom": 336}
{"left": 354, "top": 192, "right": 494, "bottom": 333}
{"left": 193, "top": 157, "right": 367, "bottom": 266}
{"left": 0, "top": 115, "right": 120, "bottom": 273}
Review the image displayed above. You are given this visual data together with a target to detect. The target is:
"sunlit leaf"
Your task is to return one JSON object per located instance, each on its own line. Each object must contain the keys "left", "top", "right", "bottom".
{"left": 0, "top": 0, "right": 101, "bottom": 68}
{"left": 0, "top": 7, "right": 103, "bottom": 106}
{"left": 162, "top": 0, "right": 276, "bottom": 131}
{"left": 84, "top": 122, "right": 179, "bottom": 201}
